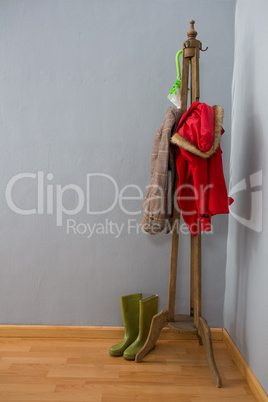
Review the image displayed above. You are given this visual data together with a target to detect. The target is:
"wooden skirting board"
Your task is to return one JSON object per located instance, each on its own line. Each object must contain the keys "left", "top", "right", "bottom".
{"left": 0, "top": 324, "right": 222, "bottom": 340}
{"left": 0, "top": 325, "right": 266, "bottom": 400}
{"left": 223, "top": 329, "right": 267, "bottom": 402}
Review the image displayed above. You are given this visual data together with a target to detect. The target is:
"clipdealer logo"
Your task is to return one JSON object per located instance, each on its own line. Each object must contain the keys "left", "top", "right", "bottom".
{"left": 229, "top": 170, "right": 262, "bottom": 233}
{"left": 5, "top": 172, "right": 144, "bottom": 227}
{"left": 5, "top": 170, "right": 263, "bottom": 235}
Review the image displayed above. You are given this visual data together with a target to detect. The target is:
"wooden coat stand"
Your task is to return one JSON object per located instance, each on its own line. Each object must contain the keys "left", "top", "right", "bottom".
{"left": 136, "top": 20, "right": 222, "bottom": 388}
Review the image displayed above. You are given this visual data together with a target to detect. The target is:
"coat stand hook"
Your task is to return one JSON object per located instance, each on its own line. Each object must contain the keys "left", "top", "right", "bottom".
{"left": 200, "top": 43, "right": 208, "bottom": 52}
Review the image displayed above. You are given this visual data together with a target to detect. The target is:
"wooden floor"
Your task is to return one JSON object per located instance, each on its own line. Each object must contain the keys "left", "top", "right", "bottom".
{"left": 0, "top": 337, "right": 257, "bottom": 401}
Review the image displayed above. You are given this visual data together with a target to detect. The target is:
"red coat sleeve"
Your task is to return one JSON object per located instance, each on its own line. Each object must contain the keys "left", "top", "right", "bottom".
{"left": 175, "top": 147, "right": 211, "bottom": 236}
{"left": 207, "top": 146, "right": 233, "bottom": 215}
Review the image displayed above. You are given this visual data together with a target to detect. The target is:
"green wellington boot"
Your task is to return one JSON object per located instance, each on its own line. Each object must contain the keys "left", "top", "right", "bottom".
{"left": 109, "top": 293, "right": 142, "bottom": 357}
{"left": 123, "top": 294, "right": 158, "bottom": 360}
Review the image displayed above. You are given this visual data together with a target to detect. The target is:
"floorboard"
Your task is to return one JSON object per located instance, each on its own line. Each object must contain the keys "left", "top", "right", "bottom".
{"left": 0, "top": 337, "right": 257, "bottom": 401}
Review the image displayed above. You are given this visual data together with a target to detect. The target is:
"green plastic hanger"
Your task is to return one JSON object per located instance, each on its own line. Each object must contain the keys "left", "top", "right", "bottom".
{"left": 167, "top": 49, "right": 191, "bottom": 104}
{"left": 167, "top": 50, "right": 183, "bottom": 108}
{"left": 176, "top": 49, "right": 183, "bottom": 81}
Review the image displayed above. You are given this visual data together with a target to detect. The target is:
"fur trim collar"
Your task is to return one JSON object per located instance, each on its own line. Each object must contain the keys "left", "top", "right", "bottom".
{"left": 171, "top": 105, "right": 223, "bottom": 159}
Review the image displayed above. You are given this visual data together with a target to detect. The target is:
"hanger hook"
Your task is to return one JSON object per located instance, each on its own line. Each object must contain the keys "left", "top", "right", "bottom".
{"left": 200, "top": 43, "right": 208, "bottom": 52}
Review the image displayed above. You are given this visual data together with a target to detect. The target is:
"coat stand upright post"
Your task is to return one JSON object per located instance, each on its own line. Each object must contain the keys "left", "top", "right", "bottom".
{"left": 135, "top": 20, "right": 222, "bottom": 388}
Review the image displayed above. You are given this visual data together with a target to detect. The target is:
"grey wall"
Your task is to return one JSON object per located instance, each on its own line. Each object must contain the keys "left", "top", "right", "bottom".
{"left": 0, "top": 0, "right": 235, "bottom": 327}
{"left": 224, "top": 0, "right": 268, "bottom": 394}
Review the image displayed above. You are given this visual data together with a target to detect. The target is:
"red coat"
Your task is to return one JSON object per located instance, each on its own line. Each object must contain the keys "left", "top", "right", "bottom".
{"left": 171, "top": 102, "right": 233, "bottom": 236}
